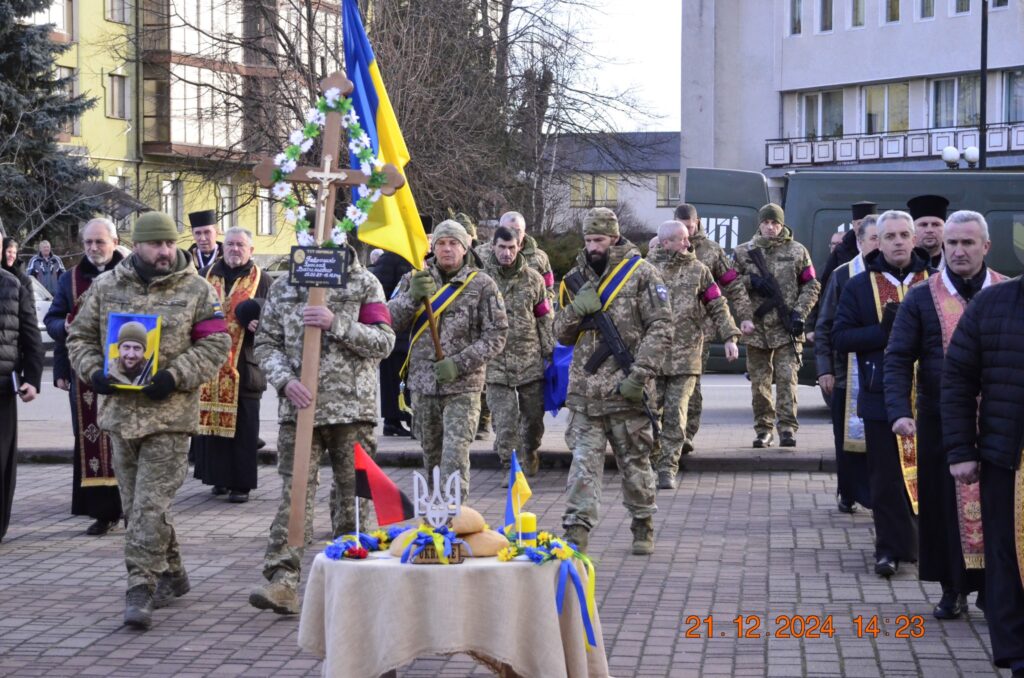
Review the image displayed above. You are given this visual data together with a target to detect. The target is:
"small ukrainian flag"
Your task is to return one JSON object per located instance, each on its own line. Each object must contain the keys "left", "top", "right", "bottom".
{"left": 504, "top": 452, "right": 532, "bottom": 529}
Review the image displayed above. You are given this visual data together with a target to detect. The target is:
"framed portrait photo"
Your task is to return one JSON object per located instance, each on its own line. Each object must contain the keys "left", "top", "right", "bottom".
{"left": 104, "top": 313, "right": 162, "bottom": 390}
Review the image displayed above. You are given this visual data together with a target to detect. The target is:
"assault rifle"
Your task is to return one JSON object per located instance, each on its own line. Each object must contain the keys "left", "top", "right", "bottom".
{"left": 746, "top": 248, "right": 803, "bottom": 368}
{"left": 563, "top": 270, "right": 660, "bottom": 439}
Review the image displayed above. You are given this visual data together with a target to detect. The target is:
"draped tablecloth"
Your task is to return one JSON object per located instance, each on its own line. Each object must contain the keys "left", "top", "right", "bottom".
{"left": 298, "top": 552, "right": 610, "bottom": 678}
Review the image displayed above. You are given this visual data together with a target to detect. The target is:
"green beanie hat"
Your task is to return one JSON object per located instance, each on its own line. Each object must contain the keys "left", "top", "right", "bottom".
{"left": 452, "top": 212, "right": 478, "bottom": 240}
{"left": 583, "top": 207, "right": 619, "bottom": 237}
{"left": 133, "top": 212, "right": 179, "bottom": 243}
{"left": 117, "top": 321, "right": 148, "bottom": 349}
{"left": 432, "top": 219, "right": 471, "bottom": 251}
{"left": 758, "top": 203, "right": 785, "bottom": 225}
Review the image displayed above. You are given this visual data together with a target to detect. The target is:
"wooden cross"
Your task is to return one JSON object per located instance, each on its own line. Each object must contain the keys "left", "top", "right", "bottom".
{"left": 253, "top": 70, "right": 405, "bottom": 547}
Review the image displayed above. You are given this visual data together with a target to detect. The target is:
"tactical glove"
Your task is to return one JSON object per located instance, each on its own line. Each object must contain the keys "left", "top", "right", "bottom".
{"left": 880, "top": 302, "right": 900, "bottom": 337}
{"left": 408, "top": 270, "right": 437, "bottom": 302}
{"left": 90, "top": 370, "right": 117, "bottom": 395}
{"left": 570, "top": 284, "right": 602, "bottom": 316}
{"left": 433, "top": 358, "right": 459, "bottom": 384}
{"left": 142, "top": 370, "right": 176, "bottom": 401}
{"left": 617, "top": 373, "right": 646, "bottom": 403}
{"left": 789, "top": 311, "right": 804, "bottom": 336}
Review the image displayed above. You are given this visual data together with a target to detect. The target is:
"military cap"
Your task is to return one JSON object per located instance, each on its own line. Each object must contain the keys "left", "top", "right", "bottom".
{"left": 758, "top": 203, "right": 785, "bottom": 225}
{"left": 132, "top": 212, "right": 179, "bottom": 243}
{"left": 432, "top": 219, "right": 471, "bottom": 250}
{"left": 117, "top": 321, "right": 148, "bottom": 349}
{"left": 583, "top": 207, "right": 619, "bottom": 237}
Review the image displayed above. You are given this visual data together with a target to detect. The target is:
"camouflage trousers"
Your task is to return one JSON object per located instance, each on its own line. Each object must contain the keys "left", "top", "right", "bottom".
{"left": 411, "top": 391, "right": 481, "bottom": 500}
{"left": 486, "top": 380, "right": 545, "bottom": 469}
{"left": 262, "top": 421, "right": 376, "bottom": 589}
{"left": 107, "top": 431, "right": 190, "bottom": 592}
{"left": 653, "top": 374, "right": 697, "bottom": 475}
{"left": 562, "top": 409, "right": 657, "bottom": 531}
{"left": 746, "top": 343, "right": 802, "bottom": 435}
{"left": 685, "top": 340, "right": 712, "bottom": 442}
{"left": 478, "top": 387, "right": 492, "bottom": 434}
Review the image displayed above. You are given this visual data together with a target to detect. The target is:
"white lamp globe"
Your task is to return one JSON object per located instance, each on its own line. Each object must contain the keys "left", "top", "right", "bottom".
{"left": 964, "top": 146, "right": 980, "bottom": 164}
{"left": 941, "top": 146, "right": 961, "bottom": 164}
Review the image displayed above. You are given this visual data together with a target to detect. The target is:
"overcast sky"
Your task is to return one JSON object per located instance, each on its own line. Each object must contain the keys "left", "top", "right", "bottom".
{"left": 581, "top": 0, "right": 681, "bottom": 132}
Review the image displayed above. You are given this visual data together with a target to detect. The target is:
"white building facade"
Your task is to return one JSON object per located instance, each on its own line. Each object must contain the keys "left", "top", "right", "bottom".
{"left": 681, "top": 0, "right": 1024, "bottom": 188}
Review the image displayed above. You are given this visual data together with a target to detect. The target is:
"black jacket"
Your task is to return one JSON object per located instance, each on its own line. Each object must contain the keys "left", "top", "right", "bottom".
{"left": 44, "top": 252, "right": 124, "bottom": 384}
{"left": 942, "top": 276, "right": 1024, "bottom": 470}
{"left": 813, "top": 255, "right": 861, "bottom": 386}
{"left": 0, "top": 268, "right": 44, "bottom": 394}
{"left": 832, "top": 249, "right": 931, "bottom": 421}
{"left": 882, "top": 281, "right": 946, "bottom": 424}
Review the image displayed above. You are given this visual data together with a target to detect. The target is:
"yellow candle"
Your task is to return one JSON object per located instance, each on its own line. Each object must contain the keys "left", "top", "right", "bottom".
{"left": 516, "top": 512, "right": 537, "bottom": 547}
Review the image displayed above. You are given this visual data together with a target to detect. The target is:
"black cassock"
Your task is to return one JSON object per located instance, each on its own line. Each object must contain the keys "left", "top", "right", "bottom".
{"left": 192, "top": 397, "right": 261, "bottom": 492}
{"left": 862, "top": 420, "right": 918, "bottom": 563}
{"left": 979, "top": 461, "right": 1024, "bottom": 668}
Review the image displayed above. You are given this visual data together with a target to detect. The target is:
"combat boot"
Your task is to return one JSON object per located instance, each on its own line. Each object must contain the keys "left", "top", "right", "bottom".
{"left": 249, "top": 581, "right": 300, "bottom": 615}
{"left": 124, "top": 584, "right": 154, "bottom": 630}
{"left": 152, "top": 570, "right": 191, "bottom": 609}
{"left": 563, "top": 525, "right": 590, "bottom": 553}
{"left": 631, "top": 517, "right": 654, "bottom": 555}
{"left": 657, "top": 470, "right": 676, "bottom": 490}
{"left": 523, "top": 451, "right": 540, "bottom": 477}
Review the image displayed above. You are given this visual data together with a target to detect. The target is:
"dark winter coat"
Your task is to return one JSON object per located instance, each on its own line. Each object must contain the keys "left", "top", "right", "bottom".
{"left": 942, "top": 276, "right": 1024, "bottom": 470}
{"left": 0, "top": 268, "right": 43, "bottom": 393}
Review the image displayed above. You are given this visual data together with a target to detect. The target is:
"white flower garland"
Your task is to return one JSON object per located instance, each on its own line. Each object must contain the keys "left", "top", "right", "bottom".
{"left": 270, "top": 87, "right": 388, "bottom": 248}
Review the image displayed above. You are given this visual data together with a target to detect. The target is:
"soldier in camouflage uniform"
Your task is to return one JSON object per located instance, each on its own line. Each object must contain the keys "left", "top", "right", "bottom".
{"left": 67, "top": 212, "right": 230, "bottom": 630}
{"left": 477, "top": 211, "right": 556, "bottom": 298}
{"left": 248, "top": 243, "right": 395, "bottom": 615}
{"left": 483, "top": 225, "right": 555, "bottom": 482}
{"left": 732, "top": 204, "right": 821, "bottom": 448}
{"left": 648, "top": 221, "right": 740, "bottom": 489}
{"left": 674, "top": 204, "right": 755, "bottom": 451}
{"left": 557, "top": 207, "right": 673, "bottom": 555}
{"left": 390, "top": 220, "right": 508, "bottom": 499}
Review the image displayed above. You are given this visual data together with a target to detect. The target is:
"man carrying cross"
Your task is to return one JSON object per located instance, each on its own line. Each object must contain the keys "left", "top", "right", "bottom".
{"left": 389, "top": 220, "right": 508, "bottom": 500}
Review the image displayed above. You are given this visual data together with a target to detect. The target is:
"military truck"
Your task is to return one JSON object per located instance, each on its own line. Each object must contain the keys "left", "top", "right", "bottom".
{"left": 685, "top": 168, "right": 1024, "bottom": 383}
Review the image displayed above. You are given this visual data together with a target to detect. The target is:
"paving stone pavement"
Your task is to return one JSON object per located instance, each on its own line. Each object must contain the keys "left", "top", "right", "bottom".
{"left": 0, "top": 463, "right": 1007, "bottom": 677}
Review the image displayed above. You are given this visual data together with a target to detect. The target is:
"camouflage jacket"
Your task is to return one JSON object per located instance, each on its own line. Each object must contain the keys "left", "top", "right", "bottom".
{"left": 732, "top": 227, "right": 821, "bottom": 349}
{"left": 255, "top": 253, "right": 395, "bottom": 427}
{"left": 67, "top": 250, "right": 231, "bottom": 438}
{"left": 691, "top": 228, "right": 753, "bottom": 337}
{"left": 389, "top": 258, "right": 508, "bottom": 396}
{"left": 483, "top": 252, "right": 555, "bottom": 387}
{"left": 647, "top": 247, "right": 739, "bottom": 375}
{"left": 476, "top": 234, "right": 554, "bottom": 296}
{"left": 555, "top": 238, "right": 673, "bottom": 416}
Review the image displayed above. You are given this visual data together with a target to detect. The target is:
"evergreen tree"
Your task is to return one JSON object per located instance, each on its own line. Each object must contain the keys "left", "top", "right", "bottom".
{"left": 0, "top": 0, "right": 103, "bottom": 243}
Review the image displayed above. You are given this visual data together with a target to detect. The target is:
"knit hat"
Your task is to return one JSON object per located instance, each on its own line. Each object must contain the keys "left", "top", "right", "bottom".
{"left": 432, "top": 219, "right": 471, "bottom": 251}
{"left": 117, "top": 321, "right": 148, "bottom": 349}
{"left": 452, "top": 212, "right": 478, "bottom": 240}
{"left": 583, "top": 207, "right": 619, "bottom": 237}
{"left": 133, "top": 212, "right": 179, "bottom": 243}
{"left": 758, "top": 203, "right": 785, "bottom": 225}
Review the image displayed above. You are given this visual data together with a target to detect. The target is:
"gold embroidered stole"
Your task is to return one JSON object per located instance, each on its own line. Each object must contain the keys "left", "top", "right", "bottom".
{"left": 870, "top": 269, "right": 928, "bottom": 514}
{"left": 197, "top": 266, "right": 262, "bottom": 437}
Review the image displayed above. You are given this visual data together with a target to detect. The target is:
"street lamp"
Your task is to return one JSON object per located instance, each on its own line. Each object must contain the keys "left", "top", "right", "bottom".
{"left": 942, "top": 145, "right": 961, "bottom": 169}
{"left": 964, "top": 146, "right": 980, "bottom": 168}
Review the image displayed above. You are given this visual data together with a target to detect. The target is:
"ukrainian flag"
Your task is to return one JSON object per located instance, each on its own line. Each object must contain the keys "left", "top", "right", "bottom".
{"left": 342, "top": 0, "right": 430, "bottom": 270}
{"left": 504, "top": 452, "right": 533, "bottom": 529}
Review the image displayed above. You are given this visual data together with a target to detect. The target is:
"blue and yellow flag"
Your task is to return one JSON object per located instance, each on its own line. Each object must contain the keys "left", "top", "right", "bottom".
{"left": 504, "top": 452, "right": 532, "bottom": 528}
{"left": 342, "top": 0, "right": 430, "bottom": 271}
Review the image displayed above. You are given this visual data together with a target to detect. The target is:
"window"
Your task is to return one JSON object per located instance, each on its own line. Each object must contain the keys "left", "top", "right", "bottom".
{"left": 569, "top": 174, "right": 618, "bottom": 208}
{"left": 920, "top": 0, "right": 934, "bottom": 18}
{"left": 819, "top": 0, "right": 833, "bottom": 31}
{"left": 219, "top": 184, "right": 236, "bottom": 230}
{"left": 851, "top": 0, "right": 865, "bottom": 26}
{"left": 656, "top": 175, "right": 680, "bottom": 208}
{"left": 801, "top": 90, "right": 844, "bottom": 138}
{"left": 107, "top": 73, "right": 128, "bottom": 119}
{"left": 257, "top": 188, "right": 275, "bottom": 235}
{"left": 864, "top": 83, "right": 909, "bottom": 134}
{"left": 885, "top": 0, "right": 900, "bottom": 22}
{"left": 143, "top": 68, "right": 169, "bottom": 142}
{"left": 992, "top": 0, "right": 1008, "bottom": 7}
{"left": 160, "top": 179, "right": 184, "bottom": 232}
{"left": 952, "top": 0, "right": 970, "bottom": 14}
{"left": 107, "top": 0, "right": 127, "bottom": 22}
{"left": 55, "top": 66, "right": 79, "bottom": 136}
{"left": 1007, "top": 70, "right": 1024, "bottom": 123}
{"left": 790, "top": 0, "right": 802, "bottom": 34}
{"left": 932, "top": 75, "right": 980, "bottom": 127}
{"left": 31, "top": 0, "right": 72, "bottom": 36}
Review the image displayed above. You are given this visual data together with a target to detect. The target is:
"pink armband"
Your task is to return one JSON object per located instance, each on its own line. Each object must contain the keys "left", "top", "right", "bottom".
{"left": 358, "top": 302, "right": 392, "bottom": 325}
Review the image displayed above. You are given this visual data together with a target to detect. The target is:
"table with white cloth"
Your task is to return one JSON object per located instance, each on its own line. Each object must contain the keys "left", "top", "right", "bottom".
{"left": 298, "top": 551, "right": 610, "bottom": 678}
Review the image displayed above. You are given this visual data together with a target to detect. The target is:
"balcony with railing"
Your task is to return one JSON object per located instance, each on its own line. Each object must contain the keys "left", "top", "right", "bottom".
{"left": 765, "top": 122, "right": 1024, "bottom": 168}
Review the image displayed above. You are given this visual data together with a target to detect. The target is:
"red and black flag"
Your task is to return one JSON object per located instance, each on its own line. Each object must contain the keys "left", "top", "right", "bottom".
{"left": 354, "top": 443, "right": 415, "bottom": 526}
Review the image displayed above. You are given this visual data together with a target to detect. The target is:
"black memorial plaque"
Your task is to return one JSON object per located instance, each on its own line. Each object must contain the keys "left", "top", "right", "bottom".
{"left": 288, "top": 246, "right": 347, "bottom": 288}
